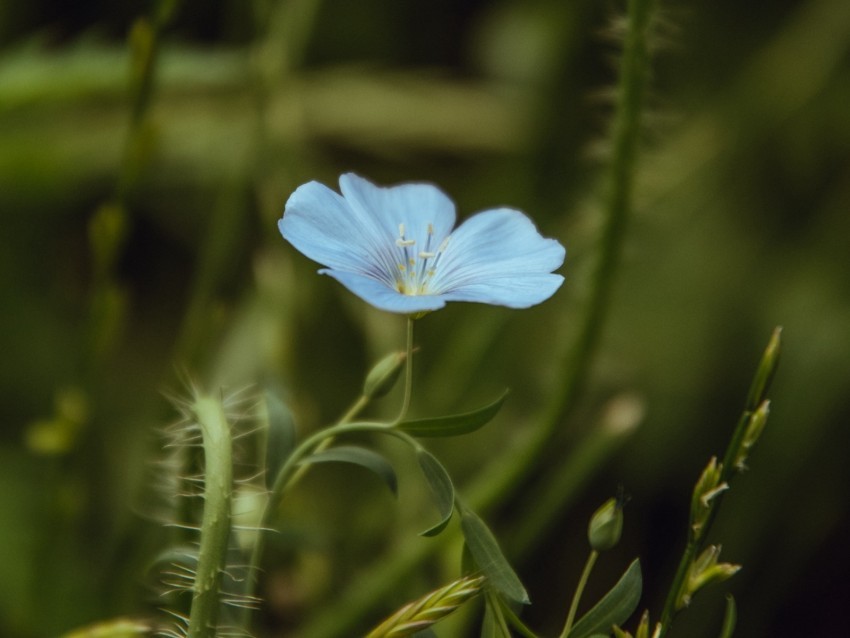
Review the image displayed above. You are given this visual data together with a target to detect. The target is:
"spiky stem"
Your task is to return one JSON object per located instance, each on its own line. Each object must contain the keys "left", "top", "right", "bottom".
{"left": 186, "top": 395, "right": 233, "bottom": 638}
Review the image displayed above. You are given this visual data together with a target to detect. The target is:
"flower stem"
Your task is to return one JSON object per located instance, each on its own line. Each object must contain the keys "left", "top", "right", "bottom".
{"left": 395, "top": 316, "right": 416, "bottom": 424}
{"left": 559, "top": 550, "right": 599, "bottom": 638}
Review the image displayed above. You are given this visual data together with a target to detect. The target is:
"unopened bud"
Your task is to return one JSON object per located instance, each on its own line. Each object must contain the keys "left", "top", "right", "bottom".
{"left": 745, "top": 327, "right": 781, "bottom": 412}
{"left": 363, "top": 351, "right": 407, "bottom": 399}
{"left": 691, "top": 457, "right": 728, "bottom": 535}
{"left": 588, "top": 497, "right": 624, "bottom": 551}
{"left": 678, "top": 545, "right": 741, "bottom": 609}
{"left": 734, "top": 400, "right": 770, "bottom": 472}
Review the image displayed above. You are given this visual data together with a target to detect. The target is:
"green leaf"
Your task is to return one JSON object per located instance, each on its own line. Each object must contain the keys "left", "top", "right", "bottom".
{"left": 568, "top": 559, "right": 642, "bottom": 638}
{"left": 417, "top": 449, "right": 455, "bottom": 536}
{"left": 460, "top": 507, "right": 529, "bottom": 604}
{"left": 299, "top": 445, "right": 398, "bottom": 496}
{"left": 413, "top": 630, "right": 438, "bottom": 638}
{"left": 481, "top": 599, "right": 497, "bottom": 638}
{"left": 480, "top": 592, "right": 512, "bottom": 637}
{"left": 718, "top": 595, "right": 737, "bottom": 638}
{"left": 398, "top": 391, "right": 508, "bottom": 438}
{"left": 264, "top": 390, "right": 296, "bottom": 489}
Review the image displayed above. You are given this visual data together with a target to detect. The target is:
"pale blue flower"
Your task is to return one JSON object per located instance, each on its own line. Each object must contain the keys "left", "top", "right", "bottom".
{"left": 278, "top": 173, "right": 565, "bottom": 314}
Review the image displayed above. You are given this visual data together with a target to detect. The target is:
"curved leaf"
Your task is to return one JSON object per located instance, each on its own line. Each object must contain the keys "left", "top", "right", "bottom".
{"left": 417, "top": 448, "right": 455, "bottom": 536}
{"left": 568, "top": 559, "right": 642, "bottom": 638}
{"left": 264, "top": 390, "right": 297, "bottom": 489}
{"left": 398, "top": 391, "right": 508, "bottom": 438}
{"left": 460, "top": 506, "right": 529, "bottom": 605}
{"left": 300, "top": 445, "right": 398, "bottom": 496}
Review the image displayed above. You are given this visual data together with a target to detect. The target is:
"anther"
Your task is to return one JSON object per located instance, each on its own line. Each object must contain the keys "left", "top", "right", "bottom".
{"left": 419, "top": 251, "right": 436, "bottom": 259}
{"left": 396, "top": 238, "right": 415, "bottom": 247}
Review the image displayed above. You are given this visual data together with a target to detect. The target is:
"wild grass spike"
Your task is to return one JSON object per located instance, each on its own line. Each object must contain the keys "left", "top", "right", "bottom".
{"left": 365, "top": 575, "right": 485, "bottom": 637}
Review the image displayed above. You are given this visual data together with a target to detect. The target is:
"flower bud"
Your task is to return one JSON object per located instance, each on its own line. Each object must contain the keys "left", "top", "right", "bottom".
{"left": 677, "top": 545, "right": 741, "bottom": 609}
{"left": 734, "top": 400, "right": 770, "bottom": 472}
{"left": 588, "top": 496, "right": 624, "bottom": 551}
{"left": 745, "top": 327, "right": 781, "bottom": 412}
{"left": 363, "top": 351, "right": 407, "bottom": 399}
{"left": 690, "top": 457, "right": 728, "bottom": 535}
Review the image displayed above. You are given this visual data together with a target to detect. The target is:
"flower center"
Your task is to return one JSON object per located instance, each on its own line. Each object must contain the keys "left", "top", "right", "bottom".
{"left": 394, "top": 223, "right": 449, "bottom": 295}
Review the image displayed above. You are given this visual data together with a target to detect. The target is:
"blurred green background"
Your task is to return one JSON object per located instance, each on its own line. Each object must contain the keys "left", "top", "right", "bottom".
{"left": 1, "top": 0, "right": 849, "bottom": 636}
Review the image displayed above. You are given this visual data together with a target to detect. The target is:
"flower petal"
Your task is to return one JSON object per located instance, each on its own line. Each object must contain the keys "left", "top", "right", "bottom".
{"left": 321, "top": 269, "right": 447, "bottom": 314}
{"left": 432, "top": 208, "right": 565, "bottom": 293}
{"left": 279, "top": 180, "right": 395, "bottom": 284}
{"left": 442, "top": 273, "right": 565, "bottom": 308}
{"left": 339, "top": 173, "right": 456, "bottom": 249}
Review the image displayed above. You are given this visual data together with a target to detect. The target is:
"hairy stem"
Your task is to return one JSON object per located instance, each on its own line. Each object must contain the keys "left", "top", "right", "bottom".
{"left": 187, "top": 395, "right": 233, "bottom": 638}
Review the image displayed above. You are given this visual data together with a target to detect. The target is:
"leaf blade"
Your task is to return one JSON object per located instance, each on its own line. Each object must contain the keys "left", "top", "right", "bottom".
{"left": 460, "top": 507, "right": 529, "bottom": 605}
{"left": 398, "top": 391, "right": 508, "bottom": 438}
{"left": 416, "top": 449, "right": 455, "bottom": 536}
{"left": 568, "top": 559, "right": 642, "bottom": 638}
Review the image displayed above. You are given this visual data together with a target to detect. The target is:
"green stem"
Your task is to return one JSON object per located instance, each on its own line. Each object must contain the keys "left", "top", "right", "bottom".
{"left": 560, "top": 550, "right": 599, "bottom": 638}
{"left": 659, "top": 538, "right": 697, "bottom": 633}
{"left": 659, "top": 329, "right": 781, "bottom": 634}
{"left": 395, "top": 316, "right": 416, "bottom": 424}
{"left": 187, "top": 395, "right": 233, "bottom": 638}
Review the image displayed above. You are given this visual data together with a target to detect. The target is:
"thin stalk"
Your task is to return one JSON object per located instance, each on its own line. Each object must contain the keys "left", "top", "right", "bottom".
{"left": 659, "top": 329, "right": 780, "bottom": 634}
{"left": 559, "top": 550, "right": 599, "bottom": 638}
{"left": 395, "top": 316, "right": 416, "bottom": 424}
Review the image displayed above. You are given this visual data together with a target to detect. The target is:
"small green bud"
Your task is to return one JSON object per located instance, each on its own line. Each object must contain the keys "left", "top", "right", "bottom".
{"left": 745, "top": 326, "right": 781, "bottom": 412}
{"left": 690, "top": 457, "right": 728, "bottom": 535}
{"left": 677, "top": 545, "right": 741, "bottom": 609}
{"left": 613, "top": 611, "right": 660, "bottom": 638}
{"left": 363, "top": 351, "right": 407, "bottom": 399}
{"left": 634, "top": 610, "right": 655, "bottom": 638}
{"left": 734, "top": 400, "right": 770, "bottom": 472}
{"left": 588, "top": 496, "right": 624, "bottom": 551}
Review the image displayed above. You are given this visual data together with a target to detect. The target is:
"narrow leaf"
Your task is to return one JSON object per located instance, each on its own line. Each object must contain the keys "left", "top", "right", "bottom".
{"left": 300, "top": 445, "right": 398, "bottom": 496}
{"left": 460, "top": 507, "right": 529, "bottom": 604}
{"left": 417, "top": 449, "right": 455, "bottom": 536}
{"left": 264, "top": 390, "right": 296, "bottom": 489}
{"left": 399, "top": 391, "right": 508, "bottom": 438}
{"left": 718, "top": 595, "right": 737, "bottom": 638}
{"left": 481, "top": 600, "right": 497, "bottom": 638}
{"left": 568, "top": 559, "right": 642, "bottom": 638}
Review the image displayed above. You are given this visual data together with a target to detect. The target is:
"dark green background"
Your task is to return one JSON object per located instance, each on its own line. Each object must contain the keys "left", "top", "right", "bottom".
{"left": 1, "top": 0, "right": 848, "bottom": 636}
